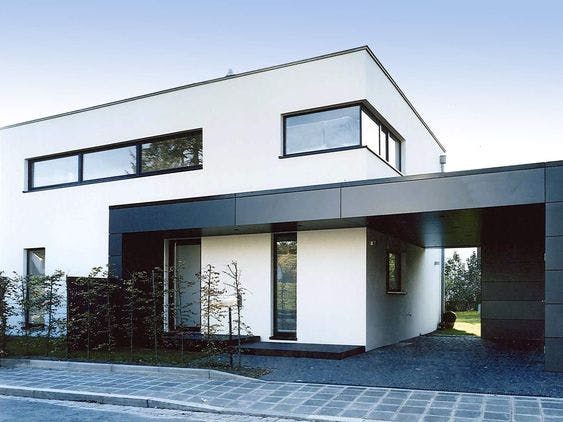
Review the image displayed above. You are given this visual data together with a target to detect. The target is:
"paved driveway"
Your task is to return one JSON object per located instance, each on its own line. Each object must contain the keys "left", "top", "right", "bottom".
{"left": 240, "top": 335, "right": 563, "bottom": 397}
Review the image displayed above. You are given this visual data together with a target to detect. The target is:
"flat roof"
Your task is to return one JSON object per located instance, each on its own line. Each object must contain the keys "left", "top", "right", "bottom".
{"left": 0, "top": 46, "right": 445, "bottom": 152}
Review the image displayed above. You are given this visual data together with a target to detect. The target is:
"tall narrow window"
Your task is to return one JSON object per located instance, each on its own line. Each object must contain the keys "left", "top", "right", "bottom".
{"left": 26, "top": 248, "right": 46, "bottom": 326}
{"left": 361, "top": 110, "right": 380, "bottom": 154}
{"left": 386, "top": 251, "right": 402, "bottom": 293}
{"left": 273, "top": 233, "right": 297, "bottom": 339}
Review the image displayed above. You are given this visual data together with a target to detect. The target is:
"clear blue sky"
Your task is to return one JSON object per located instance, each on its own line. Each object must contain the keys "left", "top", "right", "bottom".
{"left": 1, "top": 0, "right": 562, "bottom": 171}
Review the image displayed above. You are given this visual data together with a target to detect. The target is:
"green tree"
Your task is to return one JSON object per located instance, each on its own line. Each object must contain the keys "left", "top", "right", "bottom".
{"left": 445, "top": 250, "right": 481, "bottom": 311}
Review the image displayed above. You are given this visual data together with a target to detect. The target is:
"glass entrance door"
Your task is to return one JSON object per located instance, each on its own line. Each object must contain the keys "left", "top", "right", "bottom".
{"left": 273, "top": 233, "right": 297, "bottom": 339}
{"left": 171, "top": 239, "right": 201, "bottom": 330}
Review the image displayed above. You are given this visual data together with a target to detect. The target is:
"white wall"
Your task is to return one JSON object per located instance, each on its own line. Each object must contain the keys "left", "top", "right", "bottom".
{"left": 365, "top": 228, "right": 442, "bottom": 350}
{"left": 201, "top": 233, "right": 272, "bottom": 340}
{"left": 199, "top": 229, "right": 367, "bottom": 346}
{"left": 0, "top": 49, "right": 444, "bottom": 339}
{"left": 0, "top": 49, "right": 424, "bottom": 277}
{"left": 362, "top": 54, "right": 444, "bottom": 175}
{"left": 296, "top": 228, "right": 367, "bottom": 345}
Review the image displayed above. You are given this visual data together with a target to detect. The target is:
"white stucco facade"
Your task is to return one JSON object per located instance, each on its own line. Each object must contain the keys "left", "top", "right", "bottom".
{"left": 0, "top": 47, "right": 445, "bottom": 349}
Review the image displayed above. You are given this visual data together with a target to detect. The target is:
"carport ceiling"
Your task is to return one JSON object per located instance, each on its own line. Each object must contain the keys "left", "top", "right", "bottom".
{"left": 367, "top": 204, "right": 545, "bottom": 248}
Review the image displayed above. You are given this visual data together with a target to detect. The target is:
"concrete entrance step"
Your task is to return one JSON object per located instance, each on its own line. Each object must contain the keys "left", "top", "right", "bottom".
{"left": 240, "top": 341, "right": 365, "bottom": 360}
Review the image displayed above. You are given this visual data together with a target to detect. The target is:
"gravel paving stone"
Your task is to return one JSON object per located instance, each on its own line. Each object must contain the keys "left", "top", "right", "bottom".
{"left": 483, "top": 411, "right": 510, "bottom": 420}
{"left": 399, "top": 406, "right": 427, "bottom": 414}
{"left": 341, "top": 408, "right": 370, "bottom": 418}
{"left": 377, "top": 404, "right": 402, "bottom": 412}
{"left": 291, "top": 405, "right": 317, "bottom": 415}
{"left": 455, "top": 410, "right": 483, "bottom": 418}
{"left": 393, "top": 412, "right": 422, "bottom": 422}
{"left": 458, "top": 403, "right": 482, "bottom": 411}
{"left": 426, "top": 408, "right": 452, "bottom": 416}
{"left": 513, "top": 415, "right": 541, "bottom": 422}
{"left": 315, "top": 406, "right": 342, "bottom": 416}
{"left": 422, "top": 416, "right": 450, "bottom": 422}
{"left": 368, "top": 410, "right": 396, "bottom": 420}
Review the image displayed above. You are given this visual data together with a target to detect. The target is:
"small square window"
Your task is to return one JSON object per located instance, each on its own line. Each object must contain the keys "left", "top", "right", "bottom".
{"left": 386, "top": 251, "right": 402, "bottom": 293}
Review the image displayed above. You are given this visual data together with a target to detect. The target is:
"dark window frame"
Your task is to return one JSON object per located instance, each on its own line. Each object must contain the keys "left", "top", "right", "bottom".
{"left": 26, "top": 129, "right": 203, "bottom": 191}
{"left": 24, "top": 248, "right": 46, "bottom": 329}
{"left": 271, "top": 232, "right": 298, "bottom": 340}
{"left": 386, "top": 251, "right": 403, "bottom": 294}
{"left": 281, "top": 101, "right": 402, "bottom": 172}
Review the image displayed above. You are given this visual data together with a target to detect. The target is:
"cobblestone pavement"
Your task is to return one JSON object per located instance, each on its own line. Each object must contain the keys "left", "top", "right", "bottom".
{"left": 1, "top": 367, "right": 563, "bottom": 421}
{"left": 0, "top": 395, "right": 297, "bottom": 422}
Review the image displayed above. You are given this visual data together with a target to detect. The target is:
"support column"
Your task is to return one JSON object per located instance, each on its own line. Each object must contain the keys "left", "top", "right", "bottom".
{"left": 481, "top": 207, "right": 545, "bottom": 342}
{"left": 545, "top": 164, "right": 563, "bottom": 371}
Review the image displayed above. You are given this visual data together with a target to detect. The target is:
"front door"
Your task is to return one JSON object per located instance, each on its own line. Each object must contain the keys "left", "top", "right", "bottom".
{"left": 172, "top": 240, "right": 201, "bottom": 330}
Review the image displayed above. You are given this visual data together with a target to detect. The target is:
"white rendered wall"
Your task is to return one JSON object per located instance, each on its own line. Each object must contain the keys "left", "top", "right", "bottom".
{"left": 0, "top": 49, "right": 421, "bottom": 277}
{"left": 362, "top": 54, "right": 444, "bottom": 175}
{"left": 296, "top": 228, "right": 367, "bottom": 346}
{"left": 365, "top": 229, "right": 442, "bottom": 350}
{"left": 200, "top": 234, "right": 273, "bottom": 341}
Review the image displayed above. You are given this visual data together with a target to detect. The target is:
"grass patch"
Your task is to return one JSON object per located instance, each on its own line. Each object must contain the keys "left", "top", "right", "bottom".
{"left": 2, "top": 336, "right": 269, "bottom": 378}
{"left": 435, "top": 311, "right": 481, "bottom": 336}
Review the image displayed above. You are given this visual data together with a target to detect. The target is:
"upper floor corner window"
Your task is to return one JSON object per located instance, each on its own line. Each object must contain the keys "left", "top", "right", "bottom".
{"left": 282, "top": 103, "right": 402, "bottom": 172}
{"left": 284, "top": 105, "right": 360, "bottom": 155}
{"left": 141, "top": 132, "right": 203, "bottom": 173}
{"left": 27, "top": 129, "right": 203, "bottom": 191}
{"left": 361, "top": 110, "right": 402, "bottom": 172}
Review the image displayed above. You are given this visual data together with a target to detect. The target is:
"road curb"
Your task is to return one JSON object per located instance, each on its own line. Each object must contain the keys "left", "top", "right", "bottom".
{"left": 0, "top": 384, "right": 363, "bottom": 422}
{"left": 0, "top": 358, "right": 252, "bottom": 381}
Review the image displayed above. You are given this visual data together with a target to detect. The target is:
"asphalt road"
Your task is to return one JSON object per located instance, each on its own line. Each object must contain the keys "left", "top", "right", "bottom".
{"left": 0, "top": 395, "right": 294, "bottom": 422}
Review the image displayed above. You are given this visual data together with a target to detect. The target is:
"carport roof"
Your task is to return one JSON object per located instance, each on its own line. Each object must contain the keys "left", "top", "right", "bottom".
{"left": 109, "top": 160, "right": 560, "bottom": 248}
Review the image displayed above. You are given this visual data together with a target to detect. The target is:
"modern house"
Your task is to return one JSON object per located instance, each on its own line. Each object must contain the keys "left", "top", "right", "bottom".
{"left": 0, "top": 46, "right": 561, "bottom": 371}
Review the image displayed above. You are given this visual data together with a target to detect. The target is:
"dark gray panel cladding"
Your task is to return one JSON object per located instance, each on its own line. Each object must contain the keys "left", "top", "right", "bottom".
{"left": 482, "top": 282, "right": 544, "bottom": 302}
{"left": 546, "top": 165, "right": 563, "bottom": 203}
{"left": 235, "top": 188, "right": 340, "bottom": 225}
{"left": 481, "top": 301, "right": 544, "bottom": 321}
{"left": 109, "top": 198, "right": 236, "bottom": 233}
{"left": 108, "top": 233, "right": 122, "bottom": 256}
{"left": 482, "top": 319, "right": 544, "bottom": 341}
{"left": 546, "top": 236, "right": 563, "bottom": 271}
{"left": 481, "top": 212, "right": 545, "bottom": 341}
{"left": 108, "top": 255, "right": 122, "bottom": 278}
{"left": 545, "top": 338, "right": 563, "bottom": 371}
{"left": 546, "top": 271, "right": 563, "bottom": 303}
{"left": 545, "top": 304, "right": 563, "bottom": 337}
{"left": 341, "top": 168, "right": 545, "bottom": 218}
{"left": 546, "top": 202, "right": 563, "bottom": 236}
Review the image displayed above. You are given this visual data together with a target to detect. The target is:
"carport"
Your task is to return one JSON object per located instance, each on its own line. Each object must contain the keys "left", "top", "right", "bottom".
{"left": 109, "top": 161, "right": 563, "bottom": 371}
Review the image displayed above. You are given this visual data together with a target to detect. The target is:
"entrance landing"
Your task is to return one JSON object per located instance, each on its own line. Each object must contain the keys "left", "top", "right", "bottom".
{"left": 241, "top": 341, "right": 365, "bottom": 360}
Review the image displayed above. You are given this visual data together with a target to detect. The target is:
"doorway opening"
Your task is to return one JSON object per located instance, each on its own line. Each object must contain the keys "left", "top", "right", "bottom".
{"left": 164, "top": 238, "right": 201, "bottom": 333}
{"left": 442, "top": 247, "right": 481, "bottom": 337}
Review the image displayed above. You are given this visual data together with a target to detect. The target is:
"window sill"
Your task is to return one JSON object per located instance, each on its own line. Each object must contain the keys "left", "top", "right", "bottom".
{"left": 386, "top": 291, "right": 407, "bottom": 295}
{"left": 279, "top": 144, "right": 364, "bottom": 159}
{"left": 24, "top": 165, "right": 203, "bottom": 193}
{"left": 364, "top": 145, "right": 403, "bottom": 176}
